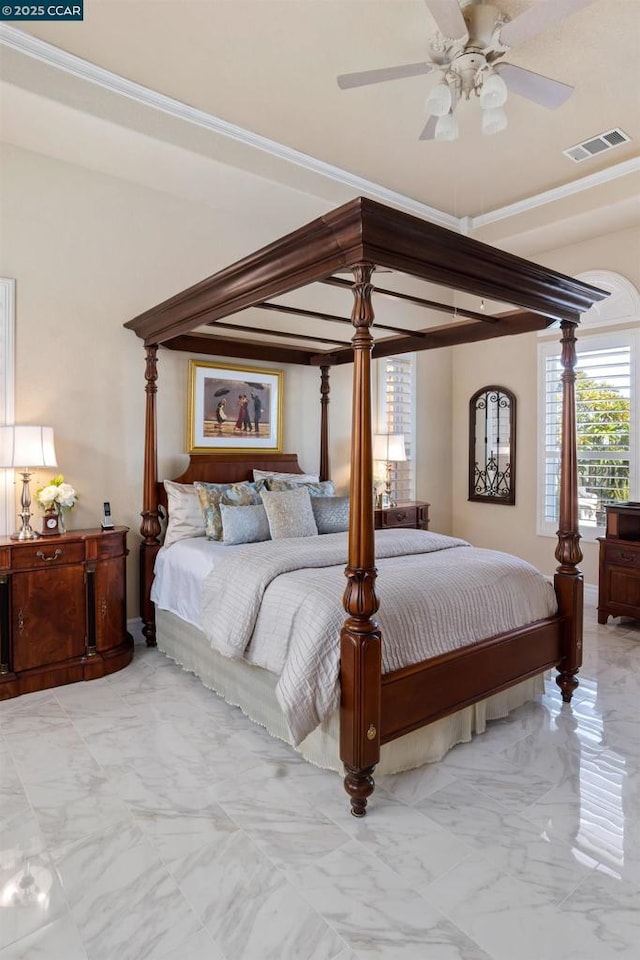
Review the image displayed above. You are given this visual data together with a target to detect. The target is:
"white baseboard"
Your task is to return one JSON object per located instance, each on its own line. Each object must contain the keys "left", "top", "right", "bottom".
{"left": 127, "top": 617, "right": 146, "bottom": 645}
{"left": 584, "top": 582, "right": 598, "bottom": 606}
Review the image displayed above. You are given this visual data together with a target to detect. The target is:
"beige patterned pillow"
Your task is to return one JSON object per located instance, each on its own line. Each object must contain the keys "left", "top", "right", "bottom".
{"left": 194, "top": 481, "right": 260, "bottom": 541}
{"left": 253, "top": 469, "right": 319, "bottom": 484}
{"left": 260, "top": 486, "right": 318, "bottom": 540}
{"left": 163, "top": 480, "right": 206, "bottom": 548}
{"left": 266, "top": 478, "right": 335, "bottom": 497}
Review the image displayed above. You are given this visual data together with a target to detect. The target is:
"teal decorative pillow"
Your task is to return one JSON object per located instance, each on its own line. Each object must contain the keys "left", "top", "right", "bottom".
{"left": 311, "top": 496, "right": 350, "bottom": 534}
{"left": 266, "top": 478, "right": 335, "bottom": 497}
{"left": 260, "top": 486, "right": 319, "bottom": 540}
{"left": 194, "top": 481, "right": 260, "bottom": 541}
{"left": 220, "top": 502, "right": 271, "bottom": 545}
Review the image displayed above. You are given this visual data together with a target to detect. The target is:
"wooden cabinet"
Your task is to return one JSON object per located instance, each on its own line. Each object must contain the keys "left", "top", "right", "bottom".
{"left": 598, "top": 504, "right": 640, "bottom": 624}
{"left": 0, "top": 527, "right": 133, "bottom": 699}
{"left": 374, "top": 501, "right": 430, "bottom": 531}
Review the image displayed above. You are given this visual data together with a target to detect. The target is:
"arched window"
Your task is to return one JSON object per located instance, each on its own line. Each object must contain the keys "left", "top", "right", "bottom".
{"left": 538, "top": 272, "right": 639, "bottom": 540}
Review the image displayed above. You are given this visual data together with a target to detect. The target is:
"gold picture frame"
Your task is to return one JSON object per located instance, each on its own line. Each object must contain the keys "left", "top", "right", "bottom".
{"left": 187, "top": 361, "right": 283, "bottom": 453}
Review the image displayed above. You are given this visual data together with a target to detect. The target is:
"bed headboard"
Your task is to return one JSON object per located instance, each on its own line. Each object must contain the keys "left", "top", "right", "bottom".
{"left": 157, "top": 452, "right": 305, "bottom": 514}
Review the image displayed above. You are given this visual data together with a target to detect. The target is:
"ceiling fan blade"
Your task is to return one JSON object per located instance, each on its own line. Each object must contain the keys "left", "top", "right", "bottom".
{"left": 419, "top": 116, "right": 438, "bottom": 140}
{"left": 499, "top": 0, "right": 597, "bottom": 48}
{"left": 498, "top": 63, "right": 574, "bottom": 110}
{"left": 423, "top": 0, "right": 468, "bottom": 40}
{"left": 337, "top": 62, "right": 433, "bottom": 90}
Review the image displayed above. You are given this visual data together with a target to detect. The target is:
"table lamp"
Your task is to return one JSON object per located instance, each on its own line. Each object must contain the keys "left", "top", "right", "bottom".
{"left": 373, "top": 433, "right": 406, "bottom": 507}
{"left": 0, "top": 425, "right": 57, "bottom": 540}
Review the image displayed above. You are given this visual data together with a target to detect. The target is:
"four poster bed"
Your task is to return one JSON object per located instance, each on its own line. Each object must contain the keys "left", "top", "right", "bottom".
{"left": 125, "top": 197, "right": 608, "bottom": 816}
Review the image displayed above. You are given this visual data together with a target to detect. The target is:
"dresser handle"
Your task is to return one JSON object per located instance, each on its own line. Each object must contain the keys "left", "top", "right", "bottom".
{"left": 36, "top": 549, "right": 62, "bottom": 563}
{"left": 618, "top": 552, "right": 636, "bottom": 562}
{"left": 395, "top": 511, "right": 407, "bottom": 521}
{"left": 17, "top": 608, "right": 24, "bottom": 633}
{"left": 100, "top": 598, "right": 108, "bottom": 618}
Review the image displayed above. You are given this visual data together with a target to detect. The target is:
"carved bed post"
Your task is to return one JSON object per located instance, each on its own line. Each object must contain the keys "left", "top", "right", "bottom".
{"left": 554, "top": 320, "right": 583, "bottom": 702}
{"left": 319, "top": 365, "right": 331, "bottom": 482}
{"left": 340, "top": 263, "right": 381, "bottom": 817}
{"left": 140, "top": 343, "right": 162, "bottom": 646}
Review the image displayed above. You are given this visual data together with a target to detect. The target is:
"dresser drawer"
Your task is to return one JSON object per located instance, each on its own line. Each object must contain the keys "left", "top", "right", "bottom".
{"left": 9, "top": 540, "right": 85, "bottom": 571}
{"left": 604, "top": 542, "right": 640, "bottom": 567}
{"left": 379, "top": 505, "right": 419, "bottom": 528}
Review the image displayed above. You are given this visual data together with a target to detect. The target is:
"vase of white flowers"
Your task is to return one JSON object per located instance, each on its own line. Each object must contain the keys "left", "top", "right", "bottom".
{"left": 36, "top": 475, "right": 78, "bottom": 533}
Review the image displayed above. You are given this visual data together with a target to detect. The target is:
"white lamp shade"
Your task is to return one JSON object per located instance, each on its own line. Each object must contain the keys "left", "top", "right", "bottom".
{"left": 434, "top": 112, "right": 459, "bottom": 142}
{"left": 482, "top": 106, "right": 508, "bottom": 136}
{"left": 0, "top": 425, "right": 57, "bottom": 469}
{"left": 426, "top": 80, "right": 452, "bottom": 118}
{"left": 480, "top": 72, "right": 508, "bottom": 109}
{"left": 373, "top": 434, "right": 406, "bottom": 462}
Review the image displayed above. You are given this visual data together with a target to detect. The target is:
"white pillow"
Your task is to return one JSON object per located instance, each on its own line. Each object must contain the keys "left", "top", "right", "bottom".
{"left": 163, "top": 480, "right": 205, "bottom": 548}
{"left": 252, "top": 469, "right": 320, "bottom": 484}
{"left": 220, "top": 503, "right": 271, "bottom": 545}
{"left": 260, "top": 486, "right": 318, "bottom": 540}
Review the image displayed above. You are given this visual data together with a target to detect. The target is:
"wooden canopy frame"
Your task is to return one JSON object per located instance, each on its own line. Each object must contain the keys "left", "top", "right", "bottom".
{"left": 126, "top": 197, "right": 608, "bottom": 816}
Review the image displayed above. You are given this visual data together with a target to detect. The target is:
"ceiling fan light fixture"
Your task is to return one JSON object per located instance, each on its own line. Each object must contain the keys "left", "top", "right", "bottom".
{"left": 479, "top": 71, "right": 508, "bottom": 109}
{"left": 426, "top": 79, "right": 453, "bottom": 117}
{"left": 482, "top": 106, "right": 508, "bottom": 136}
{"left": 435, "top": 112, "right": 459, "bottom": 141}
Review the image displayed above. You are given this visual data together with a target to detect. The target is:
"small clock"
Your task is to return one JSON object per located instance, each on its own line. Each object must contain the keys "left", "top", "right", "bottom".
{"left": 41, "top": 513, "right": 60, "bottom": 537}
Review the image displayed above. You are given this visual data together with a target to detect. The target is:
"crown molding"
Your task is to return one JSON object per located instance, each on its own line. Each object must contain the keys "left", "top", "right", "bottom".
{"left": 469, "top": 157, "right": 640, "bottom": 230}
{"left": 0, "top": 26, "right": 459, "bottom": 230}
{"left": 1, "top": 25, "right": 637, "bottom": 239}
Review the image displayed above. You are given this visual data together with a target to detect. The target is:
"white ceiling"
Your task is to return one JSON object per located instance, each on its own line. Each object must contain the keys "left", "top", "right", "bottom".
{"left": 4, "top": 0, "right": 638, "bottom": 222}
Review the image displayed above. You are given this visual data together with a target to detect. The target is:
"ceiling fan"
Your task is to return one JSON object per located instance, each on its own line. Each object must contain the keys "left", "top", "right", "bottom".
{"left": 337, "top": 0, "right": 597, "bottom": 141}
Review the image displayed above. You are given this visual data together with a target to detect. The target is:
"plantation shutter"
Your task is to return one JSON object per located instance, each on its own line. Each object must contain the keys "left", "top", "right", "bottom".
{"left": 381, "top": 355, "right": 415, "bottom": 502}
{"left": 544, "top": 342, "right": 632, "bottom": 528}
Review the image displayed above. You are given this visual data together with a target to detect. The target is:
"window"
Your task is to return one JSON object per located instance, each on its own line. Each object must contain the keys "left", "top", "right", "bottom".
{"left": 378, "top": 354, "right": 416, "bottom": 502}
{"left": 538, "top": 328, "right": 638, "bottom": 540}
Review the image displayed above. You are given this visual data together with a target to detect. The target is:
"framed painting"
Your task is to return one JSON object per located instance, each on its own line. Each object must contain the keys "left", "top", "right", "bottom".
{"left": 187, "top": 361, "right": 283, "bottom": 453}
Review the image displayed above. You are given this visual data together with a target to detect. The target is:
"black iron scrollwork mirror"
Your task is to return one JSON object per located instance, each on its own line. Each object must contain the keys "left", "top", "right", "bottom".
{"left": 469, "top": 385, "right": 516, "bottom": 505}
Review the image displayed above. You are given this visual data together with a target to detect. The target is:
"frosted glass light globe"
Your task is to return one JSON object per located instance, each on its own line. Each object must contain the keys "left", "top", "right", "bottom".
{"left": 480, "top": 72, "right": 508, "bottom": 109}
{"left": 426, "top": 81, "right": 453, "bottom": 117}
{"left": 482, "top": 106, "right": 508, "bottom": 136}
{"left": 435, "top": 112, "right": 459, "bottom": 141}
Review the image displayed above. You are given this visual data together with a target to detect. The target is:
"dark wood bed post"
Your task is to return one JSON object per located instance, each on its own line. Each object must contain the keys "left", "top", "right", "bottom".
{"left": 340, "top": 263, "right": 381, "bottom": 817}
{"left": 554, "top": 321, "right": 583, "bottom": 702}
{"left": 140, "top": 343, "right": 162, "bottom": 647}
{"left": 319, "top": 365, "right": 331, "bottom": 482}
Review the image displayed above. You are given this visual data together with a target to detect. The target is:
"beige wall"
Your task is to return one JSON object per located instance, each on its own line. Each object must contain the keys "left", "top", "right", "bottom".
{"left": 451, "top": 226, "right": 640, "bottom": 586}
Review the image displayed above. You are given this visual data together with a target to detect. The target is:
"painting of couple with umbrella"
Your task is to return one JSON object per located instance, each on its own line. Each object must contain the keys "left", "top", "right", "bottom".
{"left": 188, "top": 361, "right": 283, "bottom": 453}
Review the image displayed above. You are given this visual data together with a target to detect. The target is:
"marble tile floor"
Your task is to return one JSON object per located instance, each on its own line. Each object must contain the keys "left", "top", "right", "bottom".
{"left": 0, "top": 600, "right": 639, "bottom": 960}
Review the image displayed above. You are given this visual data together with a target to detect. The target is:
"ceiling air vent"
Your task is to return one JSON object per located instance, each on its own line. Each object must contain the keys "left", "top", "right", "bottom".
{"left": 563, "top": 128, "right": 631, "bottom": 163}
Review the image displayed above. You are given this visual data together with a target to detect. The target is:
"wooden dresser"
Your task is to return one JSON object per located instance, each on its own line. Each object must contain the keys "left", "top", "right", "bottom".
{"left": 597, "top": 504, "right": 640, "bottom": 624}
{"left": 374, "top": 501, "right": 430, "bottom": 531}
{"left": 0, "top": 527, "right": 133, "bottom": 699}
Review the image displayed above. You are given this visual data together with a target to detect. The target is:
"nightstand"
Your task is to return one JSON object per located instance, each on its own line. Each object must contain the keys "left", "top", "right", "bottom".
{"left": 0, "top": 527, "right": 133, "bottom": 699}
{"left": 374, "top": 501, "right": 430, "bottom": 531}
{"left": 598, "top": 503, "right": 640, "bottom": 624}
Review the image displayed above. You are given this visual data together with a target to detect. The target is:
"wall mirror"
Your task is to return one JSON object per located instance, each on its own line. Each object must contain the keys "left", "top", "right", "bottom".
{"left": 469, "top": 385, "right": 516, "bottom": 505}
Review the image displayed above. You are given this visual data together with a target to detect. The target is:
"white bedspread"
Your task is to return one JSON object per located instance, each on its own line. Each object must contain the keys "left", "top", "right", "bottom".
{"left": 200, "top": 530, "right": 557, "bottom": 744}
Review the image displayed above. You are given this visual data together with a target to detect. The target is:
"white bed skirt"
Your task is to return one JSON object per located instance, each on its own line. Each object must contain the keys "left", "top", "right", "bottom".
{"left": 156, "top": 609, "right": 544, "bottom": 776}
